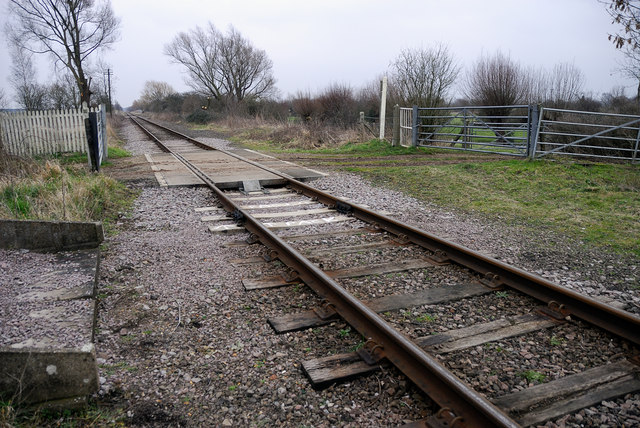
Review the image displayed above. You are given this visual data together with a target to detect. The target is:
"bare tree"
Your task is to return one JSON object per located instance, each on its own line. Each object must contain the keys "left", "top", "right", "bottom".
{"left": 165, "top": 23, "right": 276, "bottom": 106}
{"left": 139, "top": 81, "right": 176, "bottom": 104}
{"left": 316, "top": 83, "right": 356, "bottom": 127}
{"left": 547, "top": 62, "right": 585, "bottom": 108}
{"left": 10, "top": 48, "right": 49, "bottom": 110}
{"left": 48, "top": 73, "right": 80, "bottom": 109}
{"left": 6, "top": 0, "right": 120, "bottom": 106}
{"left": 463, "top": 51, "right": 529, "bottom": 107}
{"left": 389, "top": 45, "right": 459, "bottom": 107}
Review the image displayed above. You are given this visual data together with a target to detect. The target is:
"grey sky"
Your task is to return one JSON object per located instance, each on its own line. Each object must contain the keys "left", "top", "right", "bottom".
{"left": 0, "top": 0, "right": 633, "bottom": 108}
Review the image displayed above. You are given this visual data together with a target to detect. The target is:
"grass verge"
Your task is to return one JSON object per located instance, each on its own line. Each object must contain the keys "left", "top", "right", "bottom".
{"left": 0, "top": 122, "right": 136, "bottom": 233}
{"left": 346, "top": 159, "right": 640, "bottom": 256}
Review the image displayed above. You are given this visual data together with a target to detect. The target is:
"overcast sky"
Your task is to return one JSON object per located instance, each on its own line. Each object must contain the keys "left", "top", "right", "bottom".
{"left": 0, "top": 0, "right": 634, "bottom": 108}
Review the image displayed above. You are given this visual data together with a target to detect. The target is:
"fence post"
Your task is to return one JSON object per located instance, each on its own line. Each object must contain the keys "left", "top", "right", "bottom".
{"left": 100, "top": 105, "right": 108, "bottom": 160}
{"left": 392, "top": 104, "right": 400, "bottom": 147}
{"left": 411, "top": 106, "right": 418, "bottom": 147}
{"left": 379, "top": 76, "right": 387, "bottom": 140}
{"left": 527, "top": 104, "right": 541, "bottom": 160}
{"left": 85, "top": 111, "right": 99, "bottom": 172}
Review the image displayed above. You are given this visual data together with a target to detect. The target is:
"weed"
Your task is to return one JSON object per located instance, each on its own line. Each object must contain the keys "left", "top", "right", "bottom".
{"left": 349, "top": 338, "right": 366, "bottom": 352}
{"left": 338, "top": 327, "right": 351, "bottom": 337}
{"left": 550, "top": 335, "right": 564, "bottom": 346}
{"left": 120, "top": 334, "right": 136, "bottom": 343}
{"left": 228, "top": 385, "right": 237, "bottom": 391}
{"left": 495, "top": 291, "right": 509, "bottom": 298}
{"left": 415, "top": 313, "right": 435, "bottom": 322}
{"left": 520, "top": 370, "right": 546, "bottom": 383}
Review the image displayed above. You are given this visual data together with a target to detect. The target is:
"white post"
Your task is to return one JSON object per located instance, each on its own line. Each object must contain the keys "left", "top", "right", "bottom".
{"left": 379, "top": 76, "right": 387, "bottom": 140}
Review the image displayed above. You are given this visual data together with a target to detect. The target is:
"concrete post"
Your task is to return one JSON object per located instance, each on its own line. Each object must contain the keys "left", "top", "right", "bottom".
{"left": 379, "top": 76, "right": 387, "bottom": 140}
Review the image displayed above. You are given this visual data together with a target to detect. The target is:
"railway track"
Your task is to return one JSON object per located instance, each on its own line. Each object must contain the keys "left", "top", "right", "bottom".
{"left": 128, "top": 115, "right": 640, "bottom": 427}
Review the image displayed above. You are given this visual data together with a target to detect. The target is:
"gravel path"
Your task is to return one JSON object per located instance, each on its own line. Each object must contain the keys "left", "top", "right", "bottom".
{"left": 93, "top": 120, "right": 640, "bottom": 426}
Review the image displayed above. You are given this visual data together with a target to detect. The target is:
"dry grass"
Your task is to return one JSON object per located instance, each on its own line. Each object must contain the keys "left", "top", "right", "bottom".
{"left": 0, "top": 127, "right": 136, "bottom": 227}
{"left": 208, "top": 115, "right": 369, "bottom": 149}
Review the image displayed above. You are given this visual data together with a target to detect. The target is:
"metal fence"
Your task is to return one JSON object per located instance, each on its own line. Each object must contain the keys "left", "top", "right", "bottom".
{"left": 396, "top": 104, "right": 640, "bottom": 163}
{"left": 535, "top": 108, "right": 640, "bottom": 162}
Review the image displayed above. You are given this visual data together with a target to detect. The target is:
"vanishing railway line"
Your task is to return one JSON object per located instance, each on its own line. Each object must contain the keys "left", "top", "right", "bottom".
{"left": 128, "top": 115, "right": 640, "bottom": 427}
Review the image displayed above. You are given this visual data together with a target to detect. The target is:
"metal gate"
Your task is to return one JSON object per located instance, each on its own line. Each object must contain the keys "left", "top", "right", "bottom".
{"left": 398, "top": 104, "right": 640, "bottom": 163}
{"left": 534, "top": 108, "right": 640, "bottom": 163}
{"left": 410, "top": 105, "right": 534, "bottom": 157}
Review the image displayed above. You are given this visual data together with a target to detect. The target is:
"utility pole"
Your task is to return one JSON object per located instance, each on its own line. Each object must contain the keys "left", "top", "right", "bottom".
{"left": 103, "top": 69, "right": 113, "bottom": 117}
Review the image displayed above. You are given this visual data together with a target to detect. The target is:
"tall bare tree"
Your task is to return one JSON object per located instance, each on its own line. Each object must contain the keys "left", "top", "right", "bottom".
{"left": 165, "top": 23, "right": 276, "bottom": 106}
{"left": 389, "top": 44, "right": 459, "bottom": 107}
{"left": 6, "top": 0, "right": 120, "bottom": 106}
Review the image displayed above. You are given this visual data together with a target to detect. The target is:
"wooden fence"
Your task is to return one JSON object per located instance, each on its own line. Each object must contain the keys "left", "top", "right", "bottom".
{"left": 0, "top": 106, "right": 103, "bottom": 157}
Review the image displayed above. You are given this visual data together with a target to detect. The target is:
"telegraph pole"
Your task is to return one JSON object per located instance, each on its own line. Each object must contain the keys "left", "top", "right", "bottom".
{"left": 103, "top": 69, "right": 113, "bottom": 117}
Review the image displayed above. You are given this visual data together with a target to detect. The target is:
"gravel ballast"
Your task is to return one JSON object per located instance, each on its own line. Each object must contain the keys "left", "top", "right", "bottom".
{"left": 76, "top": 120, "right": 640, "bottom": 425}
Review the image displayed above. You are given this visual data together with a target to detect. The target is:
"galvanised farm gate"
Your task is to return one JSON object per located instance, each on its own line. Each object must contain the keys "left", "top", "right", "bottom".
{"left": 397, "top": 104, "right": 640, "bottom": 163}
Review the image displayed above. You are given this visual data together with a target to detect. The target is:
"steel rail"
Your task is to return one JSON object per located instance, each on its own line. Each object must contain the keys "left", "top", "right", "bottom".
{"left": 131, "top": 115, "right": 640, "bottom": 347}
{"left": 128, "top": 114, "right": 519, "bottom": 427}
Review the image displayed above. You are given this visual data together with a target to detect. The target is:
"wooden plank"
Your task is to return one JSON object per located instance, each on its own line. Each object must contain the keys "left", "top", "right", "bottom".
{"left": 194, "top": 206, "right": 220, "bottom": 213}
{"left": 225, "top": 188, "right": 291, "bottom": 196}
{"left": 209, "top": 215, "right": 354, "bottom": 233}
{"left": 416, "top": 313, "right": 556, "bottom": 354}
{"left": 493, "top": 359, "right": 637, "bottom": 413}
{"left": 232, "top": 240, "right": 400, "bottom": 265}
{"left": 244, "top": 258, "right": 435, "bottom": 290}
{"left": 223, "top": 228, "right": 372, "bottom": 247}
{"left": 269, "top": 282, "right": 490, "bottom": 333}
{"left": 230, "top": 193, "right": 297, "bottom": 201}
{"left": 241, "top": 200, "right": 315, "bottom": 209}
{"left": 302, "top": 240, "right": 400, "bottom": 258}
{"left": 302, "top": 352, "right": 379, "bottom": 387}
{"left": 491, "top": 360, "right": 640, "bottom": 426}
{"left": 300, "top": 312, "right": 558, "bottom": 388}
{"left": 201, "top": 208, "right": 333, "bottom": 222}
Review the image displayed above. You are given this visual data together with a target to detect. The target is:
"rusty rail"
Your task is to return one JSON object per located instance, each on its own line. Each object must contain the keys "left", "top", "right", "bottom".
{"left": 129, "top": 115, "right": 640, "bottom": 427}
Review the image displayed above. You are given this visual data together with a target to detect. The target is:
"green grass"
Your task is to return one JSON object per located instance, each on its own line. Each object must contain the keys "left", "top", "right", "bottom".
{"left": 345, "top": 159, "right": 640, "bottom": 256}
{"left": 243, "top": 138, "right": 435, "bottom": 157}
{"left": 520, "top": 370, "right": 547, "bottom": 383}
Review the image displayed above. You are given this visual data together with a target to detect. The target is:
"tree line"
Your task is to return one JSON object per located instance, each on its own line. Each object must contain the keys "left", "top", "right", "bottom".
{"left": 2, "top": 0, "right": 638, "bottom": 122}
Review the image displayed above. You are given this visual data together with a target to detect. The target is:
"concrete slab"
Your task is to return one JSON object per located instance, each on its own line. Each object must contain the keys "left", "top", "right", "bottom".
{"left": 0, "top": 220, "right": 103, "bottom": 251}
{"left": 146, "top": 148, "right": 325, "bottom": 189}
{"left": 0, "top": 222, "right": 101, "bottom": 406}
